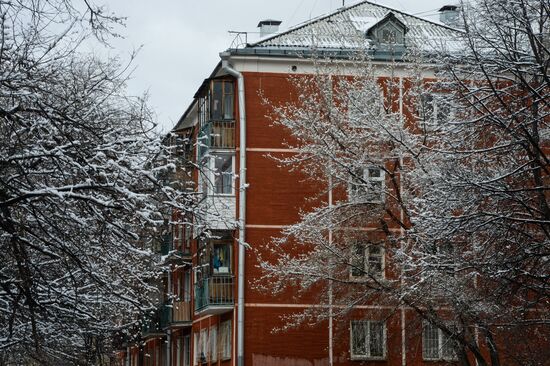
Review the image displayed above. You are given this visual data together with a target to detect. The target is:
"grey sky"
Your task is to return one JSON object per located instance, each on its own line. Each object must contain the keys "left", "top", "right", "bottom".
{"left": 106, "top": 0, "right": 454, "bottom": 131}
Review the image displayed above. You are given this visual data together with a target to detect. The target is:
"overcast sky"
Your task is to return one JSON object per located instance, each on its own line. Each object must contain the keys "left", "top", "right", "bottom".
{"left": 105, "top": 0, "right": 454, "bottom": 131}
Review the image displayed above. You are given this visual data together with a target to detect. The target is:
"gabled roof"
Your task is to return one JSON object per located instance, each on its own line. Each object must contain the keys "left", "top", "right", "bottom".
{"left": 247, "top": 1, "right": 462, "bottom": 52}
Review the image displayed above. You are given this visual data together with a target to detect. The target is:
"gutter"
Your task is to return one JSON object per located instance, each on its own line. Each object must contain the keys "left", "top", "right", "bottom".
{"left": 219, "top": 51, "right": 246, "bottom": 366}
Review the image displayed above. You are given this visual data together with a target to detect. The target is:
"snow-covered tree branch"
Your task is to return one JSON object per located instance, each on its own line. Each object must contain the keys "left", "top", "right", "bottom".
{"left": 0, "top": 1, "right": 196, "bottom": 364}
{"left": 259, "top": 1, "right": 549, "bottom": 365}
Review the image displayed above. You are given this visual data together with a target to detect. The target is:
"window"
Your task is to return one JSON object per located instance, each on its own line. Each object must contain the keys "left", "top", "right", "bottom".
{"left": 184, "top": 335, "right": 191, "bottom": 366}
{"left": 212, "top": 242, "right": 231, "bottom": 275}
{"left": 193, "top": 332, "right": 199, "bottom": 366}
{"left": 213, "top": 154, "right": 233, "bottom": 194}
{"left": 423, "top": 322, "right": 457, "bottom": 361}
{"left": 346, "top": 86, "right": 386, "bottom": 127}
{"left": 351, "top": 243, "right": 385, "bottom": 279}
{"left": 200, "top": 328, "right": 208, "bottom": 363}
{"left": 210, "top": 325, "right": 218, "bottom": 362}
{"left": 174, "top": 223, "right": 184, "bottom": 251}
{"left": 199, "top": 154, "right": 235, "bottom": 196}
{"left": 211, "top": 80, "right": 234, "bottom": 120}
{"left": 219, "top": 320, "right": 232, "bottom": 360}
{"left": 350, "top": 320, "right": 386, "bottom": 360}
{"left": 183, "top": 270, "right": 191, "bottom": 301}
{"left": 419, "top": 93, "right": 453, "bottom": 130}
{"left": 176, "top": 337, "right": 182, "bottom": 366}
{"left": 349, "top": 167, "right": 385, "bottom": 203}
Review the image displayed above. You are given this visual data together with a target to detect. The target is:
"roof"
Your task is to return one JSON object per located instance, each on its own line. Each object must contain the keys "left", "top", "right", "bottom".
{"left": 246, "top": 1, "right": 462, "bottom": 53}
{"left": 257, "top": 19, "right": 282, "bottom": 27}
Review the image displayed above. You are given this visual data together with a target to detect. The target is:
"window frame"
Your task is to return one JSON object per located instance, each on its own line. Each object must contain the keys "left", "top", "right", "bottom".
{"left": 350, "top": 320, "right": 387, "bottom": 360}
{"left": 422, "top": 322, "right": 458, "bottom": 361}
{"left": 212, "top": 153, "right": 235, "bottom": 196}
{"left": 350, "top": 242, "right": 385, "bottom": 280}
{"left": 210, "top": 80, "right": 234, "bottom": 121}
{"left": 219, "top": 320, "right": 232, "bottom": 360}
{"left": 210, "top": 325, "right": 218, "bottom": 362}
{"left": 418, "top": 92, "right": 454, "bottom": 131}
{"left": 348, "top": 167, "right": 386, "bottom": 203}
{"left": 199, "top": 153, "right": 235, "bottom": 197}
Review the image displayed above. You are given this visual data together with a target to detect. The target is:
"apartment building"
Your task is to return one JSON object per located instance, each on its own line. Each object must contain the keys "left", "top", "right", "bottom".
{"left": 114, "top": 2, "right": 472, "bottom": 366}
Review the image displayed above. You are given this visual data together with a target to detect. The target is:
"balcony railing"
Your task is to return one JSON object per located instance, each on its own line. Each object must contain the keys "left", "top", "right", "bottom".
{"left": 160, "top": 233, "right": 191, "bottom": 263}
{"left": 141, "top": 308, "right": 163, "bottom": 338}
{"left": 211, "top": 121, "right": 235, "bottom": 149}
{"left": 173, "top": 300, "right": 192, "bottom": 323}
{"left": 199, "top": 120, "right": 235, "bottom": 158}
{"left": 160, "top": 301, "right": 192, "bottom": 328}
{"left": 194, "top": 276, "right": 234, "bottom": 314}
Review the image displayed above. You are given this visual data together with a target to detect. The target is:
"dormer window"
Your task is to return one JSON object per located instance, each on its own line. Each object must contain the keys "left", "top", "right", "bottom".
{"left": 366, "top": 12, "right": 408, "bottom": 45}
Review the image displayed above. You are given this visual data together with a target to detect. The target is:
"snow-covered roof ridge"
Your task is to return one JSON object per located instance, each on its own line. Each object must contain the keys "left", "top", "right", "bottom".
{"left": 248, "top": 0, "right": 463, "bottom": 51}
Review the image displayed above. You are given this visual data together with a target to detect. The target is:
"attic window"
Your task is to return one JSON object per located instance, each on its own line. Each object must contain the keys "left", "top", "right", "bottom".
{"left": 382, "top": 29, "right": 397, "bottom": 43}
{"left": 378, "top": 22, "right": 403, "bottom": 44}
{"left": 366, "top": 12, "right": 407, "bottom": 46}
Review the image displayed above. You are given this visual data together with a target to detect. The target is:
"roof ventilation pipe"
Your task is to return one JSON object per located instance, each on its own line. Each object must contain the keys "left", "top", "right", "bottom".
{"left": 257, "top": 19, "right": 282, "bottom": 38}
{"left": 219, "top": 51, "right": 246, "bottom": 366}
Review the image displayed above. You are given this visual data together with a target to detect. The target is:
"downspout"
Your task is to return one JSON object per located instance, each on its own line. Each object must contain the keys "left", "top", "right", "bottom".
{"left": 219, "top": 51, "right": 246, "bottom": 366}
{"left": 166, "top": 268, "right": 172, "bottom": 366}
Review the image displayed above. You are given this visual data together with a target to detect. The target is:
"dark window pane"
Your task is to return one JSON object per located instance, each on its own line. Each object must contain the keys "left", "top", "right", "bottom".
{"left": 211, "top": 81, "right": 223, "bottom": 120}
{"left": 351, "top": 322, "right": 368, "bottom": 356}
{"left": 214, "top": 155, "right": 232, "bottom": 194}
{"left": 369, "top": 322, "right": 384, "bottom": 357}
{"left": 224, "top": 94, "right": 234, "bottom": 119}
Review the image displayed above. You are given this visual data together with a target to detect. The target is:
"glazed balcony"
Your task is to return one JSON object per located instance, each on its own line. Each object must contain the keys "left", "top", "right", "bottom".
{"left": 198, "top": 120, "right": 235, "bottom": 158}
{"left": 141, "top": 308, "right": 164, "bottom": 339}
{"left": 194, "top": 275, "right": 234, "bottom": 315}
{"left": 160, "top": 233, "right": 191, "bottom": 264}
{"left": 160, "top": 301, "right": 192, "bottom": 329}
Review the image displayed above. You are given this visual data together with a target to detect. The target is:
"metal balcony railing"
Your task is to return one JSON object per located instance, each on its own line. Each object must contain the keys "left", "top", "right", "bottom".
{"left": 194, "top": 276, "right": 234, "bottom": 313}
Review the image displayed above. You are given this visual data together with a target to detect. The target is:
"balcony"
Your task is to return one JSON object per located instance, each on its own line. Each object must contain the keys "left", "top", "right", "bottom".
{"left": 194, "top": 276, "right": 234, "bottom": 315}
{"left": 141, "top": 308, "right": 164, "bottom": 339}
{"left": 160, "top": 301, "right": 192, "bottom": 329}
{"left": 199, "top": 120, "right": 235, "bottom": 158}
{"left": 160, "top": 233, "right": 191, "bottom": 264}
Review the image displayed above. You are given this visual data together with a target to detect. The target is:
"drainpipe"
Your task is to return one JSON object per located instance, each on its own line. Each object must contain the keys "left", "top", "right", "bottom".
{"left": 219, "top": 51, "right": 246, "bottom": 366}
{"left": 166, "top": 268, "right": 172, "bottom": 366}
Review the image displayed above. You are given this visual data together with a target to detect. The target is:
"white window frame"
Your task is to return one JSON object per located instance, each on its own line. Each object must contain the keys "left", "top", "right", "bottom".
{"left": 193, "top": 332, "right": 199, "bottom": 366}
{"left": 418, "top": 92, "right": 454, "bottom": 131}
{"left": 350, "top": 320, "right": 387, "bottom": 360}
{"left": 422, "top": 322, "right": 458, "bottom": 361}
{"left": 350, "top": 243, "right": 385, "bottom": 279}
{"left": 219, "top": 320, "right": 232, "bottom": 360}
{"left": 184, "top": 335, "right": 191, "bottom": 366}
{"left": 200, "top": 328, "right": 208, "bottom": 363}
{"left": 348, "top": 167, "right": 385, "bottom": 203}
{"left": 176, "top": 336, "right": 182, "bottom": 366}
{"left": 210, "top": 325, "right": 218, "bottom": 362}
{"left": 199, "top": 153, "right": 235, "bottom": 197}
{"left": 211, "top": 153, "right": 235, "bottom": 196}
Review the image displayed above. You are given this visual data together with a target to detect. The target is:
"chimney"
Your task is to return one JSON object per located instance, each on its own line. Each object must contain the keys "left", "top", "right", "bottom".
{"left": 257, "top": 19, "right": 282, "bottom": 38}
{"left": 438, "top": 5, "right": 460, "bottom": 28}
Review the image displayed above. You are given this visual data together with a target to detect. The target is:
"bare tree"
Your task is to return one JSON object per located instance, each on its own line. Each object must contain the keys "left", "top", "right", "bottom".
{"left": 260, "top": 1, "right": 549, "bottom": 365}
{"left": 0, "top": 1, "right": 193, "bottom": 364}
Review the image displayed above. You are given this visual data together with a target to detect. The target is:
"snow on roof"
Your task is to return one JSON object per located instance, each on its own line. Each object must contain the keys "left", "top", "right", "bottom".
{"left": 248, "top": 0, "right": 463, "bottom": 53}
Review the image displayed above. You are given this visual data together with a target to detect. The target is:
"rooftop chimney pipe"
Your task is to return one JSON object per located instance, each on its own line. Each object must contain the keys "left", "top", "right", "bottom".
{"left": 257, "top": 19, "right": 282, "bottom": 38}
